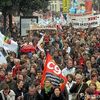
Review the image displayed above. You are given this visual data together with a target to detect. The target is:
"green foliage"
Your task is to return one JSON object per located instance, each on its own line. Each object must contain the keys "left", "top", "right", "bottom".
{"left": 0, "top": 0, "right": 12, "bottom": 7}
{"left": 20, "top": 0, "right": 49, "bottom": 13}
{"left": 0, "top": 0, "right": 49, "bottom": 15}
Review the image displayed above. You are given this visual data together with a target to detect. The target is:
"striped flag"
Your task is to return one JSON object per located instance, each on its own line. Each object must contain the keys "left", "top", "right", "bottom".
{"left": 46, "top": 72, "right": 61, "bottom": 86}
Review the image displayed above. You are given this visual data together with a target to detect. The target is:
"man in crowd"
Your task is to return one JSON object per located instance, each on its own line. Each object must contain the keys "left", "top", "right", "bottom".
{"left": 70, "top": 74, "right": 88, "bottom": 100}
{"left": 62, "top": 59, "right": 76, "bottom": 76}
{"left": 24, "top": 84, "right": 43, "bottom": 100}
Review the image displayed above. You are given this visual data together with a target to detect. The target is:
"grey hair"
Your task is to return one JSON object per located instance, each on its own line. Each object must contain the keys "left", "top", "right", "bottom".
{"left": 75, "top": 74, "right": 83, "bottom": 79}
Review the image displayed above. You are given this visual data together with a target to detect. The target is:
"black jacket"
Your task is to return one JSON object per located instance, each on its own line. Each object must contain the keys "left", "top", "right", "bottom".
{"left": 24, "top": 92, "right": 43, "bottom": 100}
{"left": 70, "top": 83, "right": 88, "bottom": 94}
{"left": 50, "top": 93, "right": 66, "bottom": 100}
{"left": 70, "top": 83, "right": 88, "bottom": 100}
{"left": 0, "top": 93, "right": 6, "bottom": 100}
{"left": 41, "top": 88, "right": 54, "bottom": 100}
{"left": 14, "top": 87, "right": 24, "bottom": 100}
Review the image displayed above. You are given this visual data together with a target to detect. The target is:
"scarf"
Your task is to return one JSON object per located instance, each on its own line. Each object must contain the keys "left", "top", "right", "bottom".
{"left": 44, "top": 86, "right": 51, "bottom": 94}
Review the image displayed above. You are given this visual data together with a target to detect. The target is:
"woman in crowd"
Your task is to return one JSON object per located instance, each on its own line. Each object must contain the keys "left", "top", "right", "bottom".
{"left": 50, "top": 87, "right": 66, "bottom": 100}
{"left": 83, "top": 60, "right": 92, "bottom": 80}
{"left": 66, "top": 74, "right": 76, "bottom": 100}
{"left": 85, "top": 88, "right": 97, "bottom": 100}
{"left": 14, "top": 80, "right": 24, "bottom": 100}
{"left": 87, "top": 69, "right": 100, "bottom": 91}
{"left": 0, "top": 83, "right": 15, "bottom": 100}
{"left": 89, "top": 83, "right": 100, "bottom": 96}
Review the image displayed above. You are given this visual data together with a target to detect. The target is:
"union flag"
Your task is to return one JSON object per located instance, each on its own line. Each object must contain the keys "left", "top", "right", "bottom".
{"left": 41, "top": 53, "right": 67, "bottom": 90}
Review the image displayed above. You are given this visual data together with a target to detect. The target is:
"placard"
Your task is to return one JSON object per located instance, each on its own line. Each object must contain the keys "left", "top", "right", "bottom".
{"left": 69, "top": 14, "right": 100, "bottom": 28}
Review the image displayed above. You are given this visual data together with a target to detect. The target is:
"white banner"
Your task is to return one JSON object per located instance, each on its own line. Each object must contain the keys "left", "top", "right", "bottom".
{"left": 69, "top": 14, "right": 100, "bottom": 28}
{"left": 0, "top": 52, "right": 7, "bottom": 64}
{"left": 0, "top": 32, "right": 18, "bottom": 54}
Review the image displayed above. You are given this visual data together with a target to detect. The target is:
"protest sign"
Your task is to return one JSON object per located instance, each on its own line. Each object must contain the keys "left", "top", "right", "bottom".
{"left": 69, "top": 14, "right": 100, "bottom": 28}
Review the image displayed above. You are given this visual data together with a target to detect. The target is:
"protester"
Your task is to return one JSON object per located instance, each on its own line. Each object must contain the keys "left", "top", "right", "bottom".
{"left": 66, "top": 74, "right": 76, "bottom": 100}
{"left": 0, "top": 69, "right": 5, "bottom": 83}
{"left": 41, "top": 79, "right": 54, "bottom": 100}
{"left": 0, "top": 71, "right": 16, "bottom": 90}
{"left": 85, "top": 88, "right": 97, "bottom": 100}
{"left": 70, "top": 74, "right": 88, "bottom": 100}
{"left": 83, "top": 60, "right": 92, "bottom": 80}
{"left": 62, "top": 59, "right": 76, "bottom": 76}
{"left": 0, "top": 16, "right": 100, "bottom": 100}
{"left": 89, "top": 83, "right": 100, "bottom": 96}
{"left": 86, "top": 69, "right": 100, "bottom": 91}
{"left": 0, "top": 83, "right": 15, "bottom": 100}
{"left": 24, "top": 84, "right": 43, "bottom": 100}
{"left": 50, "top": 87, "right": 66, "bottom": 100}
{"left": 14, "top": 80, "right": 24, "bottom": 100}
{"left": 21, "top": 67, "right": 32, "bottom": 93}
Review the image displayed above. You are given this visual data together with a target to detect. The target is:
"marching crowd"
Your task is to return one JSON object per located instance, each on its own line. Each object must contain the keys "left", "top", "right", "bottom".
{"left": 0, "top": 25, "right": 100, "bottom": 100}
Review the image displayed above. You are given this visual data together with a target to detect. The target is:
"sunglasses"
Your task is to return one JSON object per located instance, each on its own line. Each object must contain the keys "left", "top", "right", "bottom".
{"left": 91, "top": 74, "right": 97, "bottom": 77}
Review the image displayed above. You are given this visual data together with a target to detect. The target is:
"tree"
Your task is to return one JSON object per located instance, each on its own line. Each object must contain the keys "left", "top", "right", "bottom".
{"left": 0, "top": 0, "right": 49, "bottom": 34}
{"left": 0, "top": 0, "right": 13, "bottom": 34}
{"left": 32, "top": 0, "right": 49, "bottom": 12}
{"left": 19, "top": 0, "right": 49, "bottom": 15}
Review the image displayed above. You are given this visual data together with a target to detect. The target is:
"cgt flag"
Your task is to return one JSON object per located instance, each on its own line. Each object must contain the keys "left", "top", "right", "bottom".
{"left": 41, "top": 53, "right": 67, "bottom": 90}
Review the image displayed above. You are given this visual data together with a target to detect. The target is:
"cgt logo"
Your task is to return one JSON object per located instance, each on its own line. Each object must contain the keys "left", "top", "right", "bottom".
{"left": 47, "top": 61, "right": 61, "bottom": 75}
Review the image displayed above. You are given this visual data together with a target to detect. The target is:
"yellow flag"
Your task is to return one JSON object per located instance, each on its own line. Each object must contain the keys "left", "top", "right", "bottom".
{"left": 63, "top": 0, "right": 70, "bottom": 13}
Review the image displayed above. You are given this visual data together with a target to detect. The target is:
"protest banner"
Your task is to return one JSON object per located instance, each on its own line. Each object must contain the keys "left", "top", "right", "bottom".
{"left": 0, "top": 51, "right": 7, "bottom": 64}
{"left": 0, "top": 32, "right": 18, "bottom": 54}
{"left": 69, "top": 14, "right": 100, "bottom": 28}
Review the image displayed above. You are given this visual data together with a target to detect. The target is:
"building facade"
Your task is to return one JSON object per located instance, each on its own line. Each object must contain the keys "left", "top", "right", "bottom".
{"left": 48, "top": 0, "right": 62, "bottom": 12}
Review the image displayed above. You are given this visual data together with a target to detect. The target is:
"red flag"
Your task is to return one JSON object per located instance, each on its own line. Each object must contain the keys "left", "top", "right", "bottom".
{"left": 85, "top": 0, "right": 92, "bottom": 14}
{"left": 41, "top": 53, "right": 67, "bottom": 90}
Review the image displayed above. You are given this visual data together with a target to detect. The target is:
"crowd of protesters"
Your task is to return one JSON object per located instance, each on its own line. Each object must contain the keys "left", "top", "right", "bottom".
{"left": 0, "top": 24, "right": 100, "bottom": 100}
